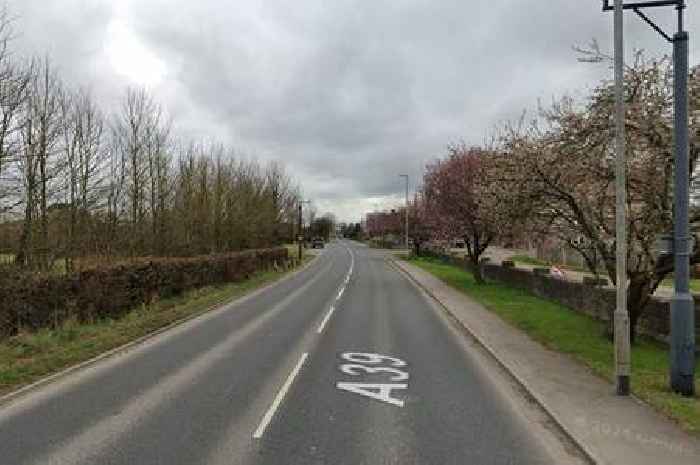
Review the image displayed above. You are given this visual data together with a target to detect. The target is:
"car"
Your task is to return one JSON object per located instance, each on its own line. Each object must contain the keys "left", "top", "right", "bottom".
{"left": 311, "top": 238, "right": 325, "bottom": 248}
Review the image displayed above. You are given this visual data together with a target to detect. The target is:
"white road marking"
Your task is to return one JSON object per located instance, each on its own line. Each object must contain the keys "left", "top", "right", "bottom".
{"left": 337, "top": 287, "right": 345, "bottom": 300}
{"left": 253, "top": 352, "right": 309, "bottom": 439}
{"left": 317, "top": 306, "right": 335, "bottom": 334}
{"left": 336, "top": 353, "right": 409, "bottom": 407}
{"left": 336, "top": 382, "right": 407, "bottom": 407}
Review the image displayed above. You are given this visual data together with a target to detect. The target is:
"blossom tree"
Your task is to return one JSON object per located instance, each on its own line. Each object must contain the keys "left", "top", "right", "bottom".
{"left": 423, "top": 144, "right": 524, "bottom": 283}
{"left": 506, "top": 56, "right": 700, "bottom": 342}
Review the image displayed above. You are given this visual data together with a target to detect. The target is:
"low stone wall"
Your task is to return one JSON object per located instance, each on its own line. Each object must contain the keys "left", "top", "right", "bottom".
{"left": 438, "top": 253, "right": 699, "bottom": 345}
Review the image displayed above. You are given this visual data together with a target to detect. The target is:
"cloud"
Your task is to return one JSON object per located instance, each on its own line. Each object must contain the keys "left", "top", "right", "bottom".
{"left": 8, "top": 0, "right": 699, "bottom": 221}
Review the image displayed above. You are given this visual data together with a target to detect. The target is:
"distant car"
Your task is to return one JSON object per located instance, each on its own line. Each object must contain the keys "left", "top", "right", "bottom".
{"left": 312, "top": 238, "right": 325, "bottom": 249}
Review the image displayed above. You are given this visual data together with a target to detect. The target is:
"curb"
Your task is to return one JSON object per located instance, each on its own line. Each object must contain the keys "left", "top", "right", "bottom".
{"left": 0, "top": 254, "right": 320, "bottom": 408}
{"left": 390, "top": 257, "right": 602, "bottom": 465}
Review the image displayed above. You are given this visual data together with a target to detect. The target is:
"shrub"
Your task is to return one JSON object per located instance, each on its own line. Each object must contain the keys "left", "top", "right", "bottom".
{"left": 0, "top": 247, "right": 289, "bottom": 339}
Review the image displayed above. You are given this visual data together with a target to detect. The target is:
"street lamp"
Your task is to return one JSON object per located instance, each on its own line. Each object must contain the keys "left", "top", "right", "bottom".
{"left": 399, "top": 175, "right": 409, "bottom": 250}
{"left": 298, "top": 200, "right": 311, "bottom": 261}
{"left": 602, "top": 0, "right": 694, "bottom": 396}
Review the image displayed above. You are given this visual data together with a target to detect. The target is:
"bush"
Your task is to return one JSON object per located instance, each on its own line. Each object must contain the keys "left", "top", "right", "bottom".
{"left": 0, "top": 247, "right": 289, "bottom": 339}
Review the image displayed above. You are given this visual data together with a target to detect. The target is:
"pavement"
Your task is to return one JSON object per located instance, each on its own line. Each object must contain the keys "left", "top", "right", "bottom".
{"left": 394, "top": 257, "right": 700, "bottom": 465}
{"left": 0, "top": 241, "right": 587, "bottom": 465}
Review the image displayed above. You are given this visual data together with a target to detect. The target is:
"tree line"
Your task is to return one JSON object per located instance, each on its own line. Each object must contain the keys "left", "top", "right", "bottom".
{"left": 410, "top": 52, "right": 700, "bottom": 341}
{"left": 0, "top": 10, "right": 300, "bottom": 273}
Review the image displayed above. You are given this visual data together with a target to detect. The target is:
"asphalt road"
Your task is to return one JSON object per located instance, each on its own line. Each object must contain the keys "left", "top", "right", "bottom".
{"left": 0, "top": 241, "right": 585, "bottom": 465}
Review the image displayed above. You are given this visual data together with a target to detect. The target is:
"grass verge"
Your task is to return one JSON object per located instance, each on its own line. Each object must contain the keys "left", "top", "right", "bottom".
{"left": 507, "top": 254, "right": 550, "bottom": 267}
{"left": 0, "top": 258, "right": 311, "bottom": 397}
{"left": 408, "top": 255, "right": 700, "bottom": 436}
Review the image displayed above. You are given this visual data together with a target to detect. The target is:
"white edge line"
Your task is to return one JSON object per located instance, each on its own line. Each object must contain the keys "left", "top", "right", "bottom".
{"left": 337, "top": 287, "right": 345, "bottom": 300}
{"left": 253, "top": 352, "right": 309, "bottom": 439}
{"left": 317, "top": 306, "right": 336, "bottom": 334}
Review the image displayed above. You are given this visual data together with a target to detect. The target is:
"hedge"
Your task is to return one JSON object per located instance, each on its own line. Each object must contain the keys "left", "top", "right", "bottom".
{"left": 0, "top": 247, "right": 290, "bottom": 339}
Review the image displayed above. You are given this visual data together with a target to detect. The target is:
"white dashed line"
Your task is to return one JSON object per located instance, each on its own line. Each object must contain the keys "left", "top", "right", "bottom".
{"left": 317, "top": 306, "right": 336, "bottom": 334}
{"left": 253, "top": 352, "right": 309, "bottom": 439}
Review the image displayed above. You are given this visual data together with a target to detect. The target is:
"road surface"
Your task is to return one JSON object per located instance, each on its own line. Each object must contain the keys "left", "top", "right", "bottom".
{"left": 0, "top": 241, "right": 585, "bottom": 464}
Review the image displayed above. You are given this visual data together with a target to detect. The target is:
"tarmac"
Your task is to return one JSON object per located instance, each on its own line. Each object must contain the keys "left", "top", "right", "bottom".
{"left": 394, "top": 258, "right": 700, "bottom": 465}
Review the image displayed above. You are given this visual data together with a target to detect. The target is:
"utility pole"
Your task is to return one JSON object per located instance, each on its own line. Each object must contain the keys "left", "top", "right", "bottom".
{"left": 297, "top": 200, "right": 310, "bottom": 261}
{"left": 602, "top": 0, "right": 694, "bottom": 396}
{"left": 298, "top": 202, "right": 303, "bottom": 262}
{"left": 670, "top": 1, "right": 694, "bottom": 396}
{"left": 399, "top": 174, "right": 409, "bottom": 250}
{"left": 613, "top": 0, "right": 631, "bottom": 396}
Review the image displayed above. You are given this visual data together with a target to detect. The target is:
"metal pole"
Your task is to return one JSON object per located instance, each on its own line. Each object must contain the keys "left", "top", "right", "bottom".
{"left": 613, "top": 0, "right": 631, "bottom": 396}
{"left": 670, "top": 1, "right": 695, "bottom": 395}
{"left": 405, "top": 178, "right": 409, "bottom": 250}
{"left": 298, "top": 203, "right": 303, "bottom": 262}
{"left": 400, "top": 174, "right": 409, "bottom": 250}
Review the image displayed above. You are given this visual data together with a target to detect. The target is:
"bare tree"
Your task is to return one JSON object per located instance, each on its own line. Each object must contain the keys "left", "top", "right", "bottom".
{"left": 0, "top": 9, "right": 27, "bottom": 215}
{"left": 14, "top": 57, "right": 62, "bottom": 270}
{"left": 58, "top": 86, "right": 106, "bottom": 269}
{"left": 112, "top": 87, "right": 160, "bottom": 255}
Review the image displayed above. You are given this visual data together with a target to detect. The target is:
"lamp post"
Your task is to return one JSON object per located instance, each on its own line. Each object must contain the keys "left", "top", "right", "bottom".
{"left": 602, "top": 0, "right": 694, "bottom": 396}
{"left": 298, "top": 200, "right": 311, "bottom": 262}
{"left": 399, "top": 174, "right": 409, "bottom": 250}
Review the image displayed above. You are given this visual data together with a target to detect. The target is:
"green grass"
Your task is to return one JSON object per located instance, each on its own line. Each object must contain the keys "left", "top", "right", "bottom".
{"left": 408, "top": 255, "right": 700, "bottom": 436}
{"left": 0, "top": 259, "right": 310, "bottom": 397}
{"left": 660, "top": 276, "right": 700, "bottom": 293}
{"left": 507, "top": 254, "right": 550, "bottom": 267}
{"left": 507, "top": 254, "right": 599, "bottom": 274}
{"left": 285, "top": 243, "right": 303, "bottom": 260}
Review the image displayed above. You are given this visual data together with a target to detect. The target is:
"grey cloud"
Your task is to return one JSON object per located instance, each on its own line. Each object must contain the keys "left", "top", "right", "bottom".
{"left": 9, "top": 0, "right": 700, "bottom": 221}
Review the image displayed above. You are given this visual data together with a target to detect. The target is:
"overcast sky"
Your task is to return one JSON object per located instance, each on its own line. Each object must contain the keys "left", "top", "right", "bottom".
{"left": 9, "top": 0, "right": 699, "bottom": 222}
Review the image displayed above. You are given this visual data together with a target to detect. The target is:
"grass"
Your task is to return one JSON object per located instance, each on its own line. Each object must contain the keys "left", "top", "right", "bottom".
{"left": 508, "top": 254, "right": 591, "bottom": 274}
{"left": 408, "top": 255, "right": 700, "bottom": 436}
{"left": 507, "top": 254, "right": 550, "bottom": 267}
{"left": 661, "top": 276, "right": 700, "bottom": 293}
{"left": 508, "top": 254, "right": 700, "bottom": 292}
{"left": 0, "top": 257, "right": 310, "bottom": 397}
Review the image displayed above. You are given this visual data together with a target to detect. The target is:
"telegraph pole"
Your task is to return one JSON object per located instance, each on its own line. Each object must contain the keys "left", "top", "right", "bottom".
{"left": 612, "top": 0, "right": 631, "bottom": 396}
{"left": 297, "top": 200, "right": 311, "bottom": 262}
{"left": 298, "top": 202, "right": 303, "bottom": 262}
{"left": 602, "top": 0, "right": 694, "bottom": 396}
{"left": 399, "top": 174, "right": 409, "bottom": 250}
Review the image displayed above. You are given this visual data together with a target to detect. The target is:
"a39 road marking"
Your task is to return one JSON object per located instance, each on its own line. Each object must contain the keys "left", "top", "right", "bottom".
{"left": 335, "top": 352, "right": 409, "bottom": 407}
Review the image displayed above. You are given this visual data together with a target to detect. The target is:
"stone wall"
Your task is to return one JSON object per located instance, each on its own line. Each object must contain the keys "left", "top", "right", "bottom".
{"left": 439, "top": 254, "right": 698, "bottom": 345}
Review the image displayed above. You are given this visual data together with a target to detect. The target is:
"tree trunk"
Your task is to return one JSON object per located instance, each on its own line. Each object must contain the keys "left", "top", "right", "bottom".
{"left": 414, "top": 241, "right": 421, "bottom": 257}
{"left": 16, "top": 201, "right": 33, "bottom": 268}
{"left": 626, "top": 276, "right": 652, "bottom": 345}
{"left": 605, "top": 276, "right": 652, "bottom": 344}
{"left": 470, "top": 256, "right": 485, "bottom": 284}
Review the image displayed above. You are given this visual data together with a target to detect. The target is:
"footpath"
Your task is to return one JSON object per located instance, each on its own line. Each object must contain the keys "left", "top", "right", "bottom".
{"left": 394, "top": 258, "right": 700, "bottom": 465}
